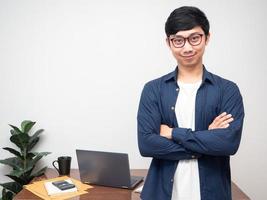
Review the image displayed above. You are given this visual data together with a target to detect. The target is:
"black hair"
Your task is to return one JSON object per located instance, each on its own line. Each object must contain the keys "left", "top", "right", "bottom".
{"left": 165, "top": 6, "right": 210, "bottom": 37}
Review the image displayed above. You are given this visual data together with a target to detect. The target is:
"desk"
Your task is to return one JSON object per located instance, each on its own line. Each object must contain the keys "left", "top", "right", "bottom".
{"left": 14, "top": 168, "right": 250, "bottom": 200}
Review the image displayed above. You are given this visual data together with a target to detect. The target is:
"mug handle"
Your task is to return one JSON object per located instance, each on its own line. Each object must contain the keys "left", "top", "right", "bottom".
{"left": 52, "top": 160, "right": 60, "bottom": 174}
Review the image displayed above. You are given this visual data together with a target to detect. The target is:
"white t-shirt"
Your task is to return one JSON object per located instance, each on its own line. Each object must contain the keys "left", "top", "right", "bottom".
{"left": 171, "top": 80, "right": 202, "bottom": 200}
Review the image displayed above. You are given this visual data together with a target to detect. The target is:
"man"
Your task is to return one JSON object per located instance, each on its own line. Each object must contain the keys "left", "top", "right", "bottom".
{"left": 137, "top": 6, "right": 244, "bottom": 200}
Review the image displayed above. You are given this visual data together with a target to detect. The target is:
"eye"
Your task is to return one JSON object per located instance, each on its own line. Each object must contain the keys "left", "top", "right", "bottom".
{"left": 189, "top": 35, "right": 201, "bottom": 43}
{"left": 173, "top": 37, "right": 184, "bottom": 45}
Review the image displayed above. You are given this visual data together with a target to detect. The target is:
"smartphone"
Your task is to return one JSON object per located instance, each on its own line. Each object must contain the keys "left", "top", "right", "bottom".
{"left": 52, "top": 180, "right": 76, "bottom": 190}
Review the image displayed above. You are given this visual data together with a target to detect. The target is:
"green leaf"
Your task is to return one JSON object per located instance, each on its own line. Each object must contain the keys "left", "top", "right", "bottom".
{"left": 5, "top": 175, "right": 28, "bottom": 185}
{"left": 29, "top": 129, "right": 43, "bottom": 142}
{"left": 26, "top": 152, "right": 35, "bottom": 160}
{"left": 6, "top": 168, "right": 34, "bottom": 185}
{"left": 2, "top": 147, "right": 22, "bottom": 159}
{"left": 28, "top": 137, "right": 39, "bottom": 152}
{"left": 0, "top": 182, "right": 22, "bottom": 194}
{"left": 10, "top": 129, "right": 16, "bottom": 135}
{"left": 7, "top": 167, "right": 34, "bottom": 184}
{"left": 27, "top": 129, "right": 44, "bottom": 151}
{"left": 31, "top": 166, "right": 47, "bottom": 177}
{"left": 32, "top": 152, "right": 51, "bottom": 156}
{"left": 26, "top": 152, "right": 50, "bottom": 169}
{"left": 8, "top": 165, "right": 33, "bottom": 177}
{"left": 21, "top": 120, "right": 35, "bottom": 134}
{"left": 8, "top": 125, "right": 22, "bottom": 135}
{"left": 10, "top": 133, "right": 29, "bottom": 150}
{"left": 1, "top": 188, "right": 15, "bottom": 200}
{"left": 0, "top": 157, "right": 23, "bottom": 169}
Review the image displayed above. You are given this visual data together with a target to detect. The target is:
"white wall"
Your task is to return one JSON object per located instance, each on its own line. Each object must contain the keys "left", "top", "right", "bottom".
{"left": 0, "top": 0, "right": 266, "bottom": 199}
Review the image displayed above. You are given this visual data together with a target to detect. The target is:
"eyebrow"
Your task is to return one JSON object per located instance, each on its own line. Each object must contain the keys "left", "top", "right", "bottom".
{"left": 173, "top": 32, "right": 203, "bottom": 38}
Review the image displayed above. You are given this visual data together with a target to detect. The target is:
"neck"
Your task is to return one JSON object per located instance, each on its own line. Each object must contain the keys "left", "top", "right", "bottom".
{"left": 177, "top": 63, "right": 203, "bottom": 83}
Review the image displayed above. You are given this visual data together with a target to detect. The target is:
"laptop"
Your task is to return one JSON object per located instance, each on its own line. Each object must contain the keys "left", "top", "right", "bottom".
{"left": 76, "top": 149, "right": 143, "bottom": 189}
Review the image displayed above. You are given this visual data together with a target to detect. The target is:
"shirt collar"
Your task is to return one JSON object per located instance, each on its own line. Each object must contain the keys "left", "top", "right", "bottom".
{"left": 163, "top": 65, "right": 214, "bottom": 85}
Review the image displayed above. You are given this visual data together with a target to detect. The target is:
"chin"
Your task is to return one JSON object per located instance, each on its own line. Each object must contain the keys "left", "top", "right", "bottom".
{"left": 181, "top": 61, "right": 198, "bottom": 68}
{"left": 178, "top": 57, "right": 202, "bottom": 68}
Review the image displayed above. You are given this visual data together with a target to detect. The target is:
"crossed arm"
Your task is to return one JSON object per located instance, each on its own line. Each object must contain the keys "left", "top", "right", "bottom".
{"left": 137, "top": 82, "right": 244, "bottom": 160}
{"left": 160, "top": 112, "right": 234, "bottom": 139}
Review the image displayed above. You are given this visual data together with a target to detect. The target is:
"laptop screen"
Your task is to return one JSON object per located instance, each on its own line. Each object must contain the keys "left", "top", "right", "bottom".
{"left": 76, "top": 149, "right": 132, "bottom": 188}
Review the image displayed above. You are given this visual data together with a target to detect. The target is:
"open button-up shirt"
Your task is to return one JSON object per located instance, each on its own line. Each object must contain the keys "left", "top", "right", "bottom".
{"left": 137, "top": 66, "right": 244, "bottom": 200}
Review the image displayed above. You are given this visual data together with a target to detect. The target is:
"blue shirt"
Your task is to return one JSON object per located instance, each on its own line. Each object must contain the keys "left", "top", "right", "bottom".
{"left": 137, "top": 66, "right": 244, "bottom": 200}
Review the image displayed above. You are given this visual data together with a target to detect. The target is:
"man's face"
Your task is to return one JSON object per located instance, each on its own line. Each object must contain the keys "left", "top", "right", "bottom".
{"left": 167, "top": 26, "right": 210, "bottom": 68}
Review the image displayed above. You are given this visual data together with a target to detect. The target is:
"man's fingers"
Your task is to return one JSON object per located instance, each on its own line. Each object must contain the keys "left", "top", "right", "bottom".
{"left": 209, "top": 112, "right": 234, "bottom": 130}
{"left": 221, "top": 124, "right": 230, "bottom": 128}
{"left": 221, "top": 114, "right": 232, "bottom": 121}
{"left": 216, "top": 114, "right": 232, "bottom": 124}
{"left": 218, "top": 117, "right": 234, "bottom": 128}
{"left": 214, "top": 112, "right": 227, "bottom": 122}
{"left": 213, "top": 113, "right": 230, "bottom": 127}
{"left": 221, "top": 117, "right": 234, "bottom": 125}
{"left": 220, "top": 115, "right": 234, "bottom": 124}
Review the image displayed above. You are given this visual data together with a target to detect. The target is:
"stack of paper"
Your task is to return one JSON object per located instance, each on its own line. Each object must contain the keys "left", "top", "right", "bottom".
{"left": 24, "top": 176, "right": 93, "bottom": 200}
{"left": 134, "top": 185, "right": 143, "bottom": 193}
{"left": 44, "top": 179, "right": 77, "bottom": 196}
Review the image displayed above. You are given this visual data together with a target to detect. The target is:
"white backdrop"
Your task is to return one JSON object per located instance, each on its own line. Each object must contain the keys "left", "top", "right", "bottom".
{"left": 0, "top": 0, "right": 266, "bottom": 199}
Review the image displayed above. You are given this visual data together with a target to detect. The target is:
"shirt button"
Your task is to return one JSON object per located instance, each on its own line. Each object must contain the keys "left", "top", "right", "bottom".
{"left": 176, "top": 88, "right": 179, "bottom": 91}
{"left": 191, "top": 155, "right": 196, "bottom": 159}
{"left": 171, "top": 179, "right": 174, "bottom": 182}
{"left": 171, "top": 106, "right": 175, "bottom": 110}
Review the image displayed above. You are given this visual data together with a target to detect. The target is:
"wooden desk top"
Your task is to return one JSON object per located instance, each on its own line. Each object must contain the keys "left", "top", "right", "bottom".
{"left": 14, "top": 168, "right": 250, "bottom": 200}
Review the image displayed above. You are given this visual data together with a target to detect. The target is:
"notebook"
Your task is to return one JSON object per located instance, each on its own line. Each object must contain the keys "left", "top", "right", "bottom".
{"left": 76, "top": 149, "right": 143, "bottom": 189}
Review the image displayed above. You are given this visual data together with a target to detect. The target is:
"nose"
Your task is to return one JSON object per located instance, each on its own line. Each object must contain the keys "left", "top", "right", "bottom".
{"left": 183, "top": 39, "right": 193, "bottom": 52}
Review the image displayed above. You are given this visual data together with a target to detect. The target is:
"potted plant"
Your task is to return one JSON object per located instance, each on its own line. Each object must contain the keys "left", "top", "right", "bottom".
{"left": 0, "top": 120, "right": 51, "bottom": 200}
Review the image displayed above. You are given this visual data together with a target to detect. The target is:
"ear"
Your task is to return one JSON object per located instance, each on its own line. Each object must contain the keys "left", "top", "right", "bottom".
{"left": 205, "top": 32, "right": 211, "bottom": 45}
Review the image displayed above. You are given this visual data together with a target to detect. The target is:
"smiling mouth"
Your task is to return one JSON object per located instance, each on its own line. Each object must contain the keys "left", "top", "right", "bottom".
{"left": 182, "top": 54, "right": 196, "bottom": 59}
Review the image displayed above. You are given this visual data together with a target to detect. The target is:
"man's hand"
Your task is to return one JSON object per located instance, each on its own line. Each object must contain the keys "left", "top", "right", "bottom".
{"left": 160, "top": 124, "right": 173, "bottom": 139}
{"left": 208, "top": 112, "right": 234, "bottom": 130}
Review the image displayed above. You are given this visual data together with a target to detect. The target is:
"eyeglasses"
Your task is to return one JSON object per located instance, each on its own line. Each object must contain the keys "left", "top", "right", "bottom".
{"left": 169, "top": 33, "right": 204, "bottom": 48}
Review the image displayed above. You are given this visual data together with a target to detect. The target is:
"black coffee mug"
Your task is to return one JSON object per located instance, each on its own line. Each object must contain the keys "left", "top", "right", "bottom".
{"left": 52, "top": 156, "right": 71, "bottom": 175}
